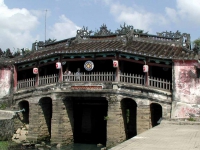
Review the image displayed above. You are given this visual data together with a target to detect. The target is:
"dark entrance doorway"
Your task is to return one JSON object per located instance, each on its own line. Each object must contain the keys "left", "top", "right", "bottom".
{"left": 121, "top": 98, "right": 137, "bottom": 139}
{"left": 18, "top": 100, "right": 29, "bottom": 124}
{"left": 39, "top": 97, "right": 52, "bottom": 140}
{"left": 150, "top": 103, "right": 162, "bottom": 127}
{"left": 73, "top": 97, "right": 108, "bottom": 145}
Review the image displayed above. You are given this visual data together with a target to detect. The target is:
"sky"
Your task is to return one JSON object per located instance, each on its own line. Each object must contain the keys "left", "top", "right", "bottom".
{"left": 0, "top": 0, "right": 200, "bottom": 52}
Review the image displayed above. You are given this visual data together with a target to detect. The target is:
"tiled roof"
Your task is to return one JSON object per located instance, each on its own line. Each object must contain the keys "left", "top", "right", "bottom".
{"left": 0, "top": 34, "right": 197, "bottom": 66}
{"left": 11, "top": 35, "right": 197, "bottom": 64}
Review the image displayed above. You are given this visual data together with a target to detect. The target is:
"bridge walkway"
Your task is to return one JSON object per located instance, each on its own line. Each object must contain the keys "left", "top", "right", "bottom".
{"left": 110, "top": 120, "right": 200, "bottom": 150}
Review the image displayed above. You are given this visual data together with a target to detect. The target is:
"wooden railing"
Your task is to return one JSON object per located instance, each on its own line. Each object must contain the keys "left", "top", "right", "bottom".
{"left": 63, "top": 72, "right": 115, "bottom": 82}
{"left": 120, "top": 73, "right": 144, "bottom": 85}
{"left": 149, "top": 76, "right": 171, "bottom": 91}
{"left": 39, "top": 74, "right": 58, "bottom": 86}
{"left": 17, "top": 72, "right": 172, "bottom": 91}
{"left": 17, "top": 78, "right": 35, "bottom": 89}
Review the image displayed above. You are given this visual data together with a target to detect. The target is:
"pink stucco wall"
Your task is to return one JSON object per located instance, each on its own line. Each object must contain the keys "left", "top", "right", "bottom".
{"left": 0, "top": 68, "right": 12, "bottom": 98}
{"left": 172, "top": 60, "right": 200, "bottom": 118}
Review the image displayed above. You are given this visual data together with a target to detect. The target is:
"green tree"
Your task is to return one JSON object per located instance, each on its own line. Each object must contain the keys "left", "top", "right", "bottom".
{"left": 193, "top": 38, "right": 200, "bottom": 47}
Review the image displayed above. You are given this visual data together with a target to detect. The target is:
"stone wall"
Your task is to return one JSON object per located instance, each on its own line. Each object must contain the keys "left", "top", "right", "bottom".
{"left": 172, "top": 60, "right": 200, "bottom": 118}
{"left": 0, "top": 110, "right": 15, "bottom": 141}
{"left": 0, "top": 119, "right": 14, "bottom": 140}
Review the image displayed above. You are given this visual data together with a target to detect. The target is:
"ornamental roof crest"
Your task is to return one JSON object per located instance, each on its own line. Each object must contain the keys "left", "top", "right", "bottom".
{"left": 94, "top": 24, "right": 113, "bottom": 36}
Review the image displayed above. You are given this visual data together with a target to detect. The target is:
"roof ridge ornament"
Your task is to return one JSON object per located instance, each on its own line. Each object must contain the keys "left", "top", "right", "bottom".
{"left": 156, "top": 30, "right": 191, "bottom": 48}
{"left": 73, "top": 26, "right": 93, "bottom": 44}
{"left": 94, "top": 24, "right": 113, "bottom": 36}
{"left": 116, "top": 22, "right": 134, "bottom": 35}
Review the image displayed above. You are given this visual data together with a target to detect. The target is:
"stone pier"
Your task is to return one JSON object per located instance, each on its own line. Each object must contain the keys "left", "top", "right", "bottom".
{"left": 106, "top": 96, "right": 126, "bottom": 148}
{"left": 51, "top": 94, "right": 73, "bottom": 145}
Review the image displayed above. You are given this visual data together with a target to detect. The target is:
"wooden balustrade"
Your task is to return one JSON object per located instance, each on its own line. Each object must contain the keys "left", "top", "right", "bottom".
{"left": 149, "top": 76, "right": 171, "bottom": 90}
{"left": 17, "top": 78, "right": 35, "bottom": 89}
{"left": 39, "top": 74, "right": 58, "bottom": 86}
{"left": 17, "top": 72, "right": 172, "bottom": 91}
{"left": 120, "top": 73, "right": 144, "bottom": 85}
{"left": 63, "top": 72, "right": 115, "bottom": 82}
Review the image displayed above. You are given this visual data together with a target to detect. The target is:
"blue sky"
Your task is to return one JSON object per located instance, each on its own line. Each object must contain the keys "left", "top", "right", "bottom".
{"left": 0, "top": 0, "right": 200, "bottom": 51}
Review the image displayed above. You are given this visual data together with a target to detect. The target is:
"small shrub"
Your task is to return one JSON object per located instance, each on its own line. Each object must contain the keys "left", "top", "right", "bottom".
{"left": 104, "top": 116, "right": 109, "bottom": 120}
{"left": 187, "top": 117, "right": 196, "bottom": 121}
{"left": 0, "top": 103, "right": 7, "bottom": 110}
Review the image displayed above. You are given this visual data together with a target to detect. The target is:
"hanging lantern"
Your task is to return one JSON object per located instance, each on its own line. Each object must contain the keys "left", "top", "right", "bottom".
{"left": 143, "top": 65, "right": 148, "bottom": 72}
{"left": 56, "top": 62, "right": 61, "bottom": 69}
{"left": 33, "top": 68, "right": 38, "bottom": 74}
{"left": 113, "top": 60, "right": 118, "bottom": 68}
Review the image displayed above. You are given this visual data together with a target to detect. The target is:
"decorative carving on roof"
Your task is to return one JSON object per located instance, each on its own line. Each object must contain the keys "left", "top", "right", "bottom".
{"left": 116, "top": 23, "right": 134, "bottom": 35}
{"left": 77, "top": 26, "right": 92, "bottom": 39}
{"left": 45, "top": 38, "right": 56, "bottom": 45}
{"left": 123, "top": 30, "right": 136, "bottom": 46}
{"left": 5, "top": 49, "right": 13, "bottom": 58}
{"left": 94, "top": 24, "right": 113, "bottom": 36}
{"left": 65, "top": 39, "right": 72, "bottom": 48}
{"left": 156, "top": 30, "right": 182, "bottom": 38}
{"left": 157, "top": 30, "right": 191, "bottom": 47}
{"left": 72, "top": 26, "right": 93, "bottom": 44}
{"left": 115, "top": 23, "right": 147, "bottom": 35}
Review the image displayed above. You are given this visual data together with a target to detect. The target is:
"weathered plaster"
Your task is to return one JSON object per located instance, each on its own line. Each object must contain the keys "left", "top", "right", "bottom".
{"left": 172, "top": 102, "right": 200, "bottom": 118}
{"left": 173, "top": 60, "right": 200, "bottom": 118}
{"left": 0, "top": 68, "right": 12, "bottom": 98}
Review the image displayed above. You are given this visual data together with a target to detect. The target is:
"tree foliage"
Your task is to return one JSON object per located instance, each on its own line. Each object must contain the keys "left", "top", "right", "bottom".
{"left": 193, "top": 38, "right": 200, "bottom": 47}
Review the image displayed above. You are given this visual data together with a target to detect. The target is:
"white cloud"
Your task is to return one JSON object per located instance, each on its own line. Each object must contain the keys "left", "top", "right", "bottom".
{"left": 166, "top": 0, "right": 200, "bottom": 25}
{"left": 108, "top": 2, "right": 168, "bottom": 33}
{"left": 48, "top": 15, "right": 81, "bottom": 40}
{"left": 0, "top": 0, "right": 39, "bottom": 51}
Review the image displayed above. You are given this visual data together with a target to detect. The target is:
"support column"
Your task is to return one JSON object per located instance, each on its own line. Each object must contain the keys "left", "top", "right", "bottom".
{"left": 27, "top": 102, "right": 40, "bottom": 142}
{"left": 145, "top": 58, "right": 149, "bottom": 86}
{"left": 137, "top": 105, "right": 151, "bottom": 134}
{"left": 51, "top": 94, "right": 73, "bottom": 145}
{"left": 115, "top": 53, "right": 120, "bottom": 82}
{"left": 13, "top": 65, "right": 17, "bottom": 92}
{"left": 35, "top": 72, "right": 39, "bottom": 87}
{"left": 35, "top": 63, "right": 39, "bottom": 87}
{"left": 59, "top": 56, "right": 63, "bottom": 82}
{"left": 106, "top": 96, "right": 125, "bottom": 148}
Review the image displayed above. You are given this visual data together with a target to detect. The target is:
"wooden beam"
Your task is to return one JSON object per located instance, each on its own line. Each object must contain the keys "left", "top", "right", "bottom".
{"left": 119, "top": 57, "right": 144, "bottom": 64}
{"left": 148, "top": 62, "right": 172, "bottom": 68}
{"left": 62, "top": 56, "right": 115, "bottom": 62}
{"left": 119, "top": 57, "right": 172, "bottom": 68}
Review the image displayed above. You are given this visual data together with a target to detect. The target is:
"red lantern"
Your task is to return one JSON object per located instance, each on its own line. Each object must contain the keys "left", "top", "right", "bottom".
{"left": 56, "top": 62, "right": 61, "bottom": 69}
{"left": 113, "top": 60, "right": 118, "bottom": 68}
{"left": 143, "top": 65, "right": 148, "bottom": 72}
{"left": 33, "top": 68, "right": 38, "bottom": 74}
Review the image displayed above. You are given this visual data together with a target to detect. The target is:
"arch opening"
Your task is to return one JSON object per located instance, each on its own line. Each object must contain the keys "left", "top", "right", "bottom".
{"left": 38, "top": 97, "right": 52, "bottom": 141}
{"left": 70, "top": 97, "right": 108, "bottom": 145}
{"left": 18, "top": 100, "right": 29, "bottom": 124}
{"left": 121, "top": 98, "right": 137, "bottom": 139}
{"left": 150, "top": 103, "right": 162, "bottom": 127}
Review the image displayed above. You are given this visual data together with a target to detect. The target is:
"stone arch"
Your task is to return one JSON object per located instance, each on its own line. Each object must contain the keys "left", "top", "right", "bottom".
{"left": 121, "top": 98, "right": 137, "bottom": 139}
{"left": 38, "top": 97, "right": 52, "bottom": 141}
{"left": 150, "top": 103, "right": 162, "bottom": 127}
{"left": 18, "top": 100, "right": 29, "bottom": 124}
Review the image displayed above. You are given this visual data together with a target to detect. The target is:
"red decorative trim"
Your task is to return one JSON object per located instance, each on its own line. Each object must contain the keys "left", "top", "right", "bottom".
{"left": 71, "top": 86, "right": 102, "bottom": 90}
